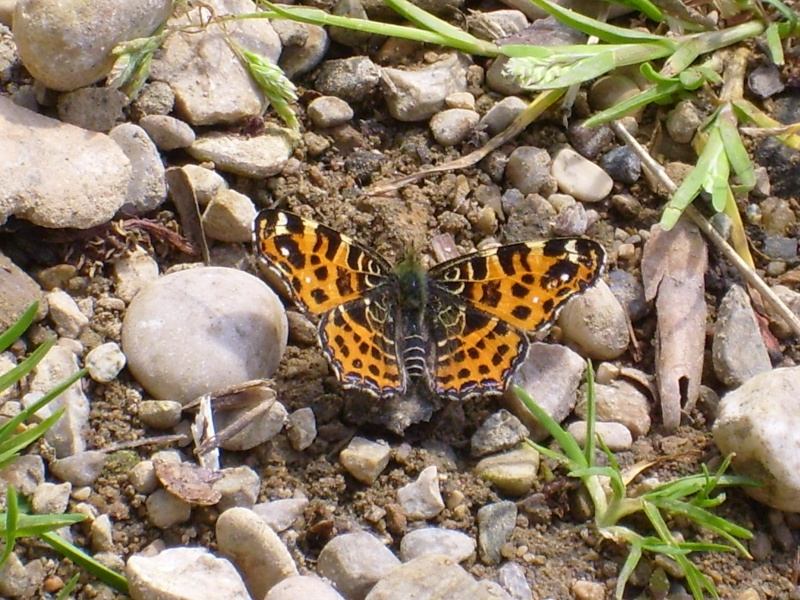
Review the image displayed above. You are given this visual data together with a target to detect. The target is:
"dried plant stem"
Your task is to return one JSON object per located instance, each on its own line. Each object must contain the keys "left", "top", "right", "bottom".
{"left": 614, "top": 122, "right": 800, "bottom": 337}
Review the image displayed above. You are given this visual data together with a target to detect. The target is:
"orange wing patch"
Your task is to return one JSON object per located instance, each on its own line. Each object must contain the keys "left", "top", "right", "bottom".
{"left": 430, "top": 239, "right": 605, "bottom": 331}
{"left": 254, "top": 210, "right": 391, "bottom": 313}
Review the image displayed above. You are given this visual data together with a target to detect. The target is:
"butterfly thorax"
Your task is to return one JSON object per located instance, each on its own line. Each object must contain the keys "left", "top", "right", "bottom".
{"left": 394, "top": 256, "right": 431, "bottom": 386}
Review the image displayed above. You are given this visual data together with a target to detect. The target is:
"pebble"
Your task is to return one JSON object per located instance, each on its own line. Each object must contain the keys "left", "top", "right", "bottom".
{"left": 139, "top": 114, "right": 196, "bottom": 151}
{"left": 567, "top": 421, "right": 633, "bottom": 451}
{"left": 0, "top": 253, "right": 43, "bottom": 330}
{"left": 471, "top": 409, "right": 529, "bottom": 457}
{"left": 445, "top": 92, "right": 476, "bottom": 110}
{"left": 477, "top": 501, "right": 517, "bottom": 565}
{"left": 365, "top": 553, "right": 491, "bottom": 600}
{"left": 666, "top": 100, "right": 702, "bottom": 144}
{"left": 173, "top": 164, "right": 229, "bottom": 207}
{"left": 56, "top": 87, "right": 129, "bottom": 132}
{"left": 567, "top": 121, "right": 614, "bottom": 160}
{"left": 552, "top": 202, "right": 589, "bottom": 236}
{"left": 497, "top": 562, "right": 533, "bottom": 600}
{"left": 397, "top": 465, "right": 445, "bottom": 519}
{"left": 506, "top": 342, "right": 586, "bottom": 440}
{"left": 474, "top": 446, "right": 540, "bottom": 497}
{"left": 213, "top": 466, "right": 261, "bottom": 511}
{"left": 286, "top": 407, "right": 317, "bottom": 451}
{"left": 713, "top": 366, "right": 800, "bottom": 511}
{"left": 145, "top": 489, "right": 192, "bottom": 528}
{"left": 13, "top": 0, "right": 172, "bottom": 91}
{"left": 571, "top": 580, "right": 606, "bottom": 600}
{"left": 479, "top": 96, "right": 527, "bottom": 136}
{"left": 91, "top": 514, "right": 115, "bottom": 553}
{"left": 340, "top": 437, "right": 392, "bottom": 484}
{"left": 558, "top": 280, "right": 630, "bottom": 360}
{"left": 314, "top": 56, "right": 381, "bottom": 102}
{"left": 201, "top": 189, "right": 258, "bottom": 243}
{"left": 129, "top": 460, "right": 159, "bottom": 494}
{"left": 380, "top": 53, "right": 470, "bottom": 122}
{"left": 307, "top": 95, "right": 354, "bottom": 128}
{"left": 748, "top": 63, "right": 785, "bottom": 98}
{"left": 85, "top": 342, "right": 126, "bottom": 383}
{"left": 26, "top": 344, "right": 89, "bottom": 457}
{"left": 578, "top": 380, "right": 651, "bottom": 438}
{"left": 253, "top": 497, "right": 309, "bottom": 532}
{"left": 505, "top": 146, "right": 554, "bottom": 196}
{"left": 599, "top": 146, "right": 641, "bottom": 184}
{"left": 127, "top": 547, "right": 250, "bottom": 600}
{"left": 469, "top": 9, "right": 528, "bottom": 41}
{"left": 266, "top": 575, "right": 344, "bottom": 600}
{"left": 769, "top": 285, "right": 800, "bottom": 339}
{"left": 551, "top": 147, "right": 613, "bottom": 202}
{"left": 188, "top": 130, "right": 296, "bottom": 178}
{"left": 150, "top": 0, "right": 280, "bottom": 126}
{"left": 216, "top": 393, "right": 287, "bottom": 452}
{"left": 129, "top": 81, "right": 175, "bottom": 118}
{"left": 429, "top": 108, "right": 479, "bottom": 146}
{"left": 0, "top": 553, "right": 31, "bottom": 597}
{"left": 121, "top": 267, "right": 288, "bottom": 402}
{"left": 217, "top": 507, "right": 298, "bottom": 597}
{"left": 109, "top": 123, "right": 167, "bottom": 215}
{"left": 606, "top": 269, "right": 649, "bottom": 322}
{"left": 762, "top": 236, "right": 798, "bottom": 261}
{"left": 31, "top": 481, "right": 71, "bottom": 515}
{"left": 275, "top": 21, "right": 329, "bottom": 79}
{"left": 112, "top": 247, "right": 160, "bottom": 303}
{"left": 0, "top": 352, "right": 17, "bottom": 401}
{"left": 760, "top": 197, "right": 796, "bottom": 236}
{"left": 317, "top": 532, "right": 401, "bottom": 600}
{"left": 399, "top": 527, "right": 476, "bottom": 563}
{"left": 712, "top": 284, "right": 771, "bottom": 387}
{"left": 0, "top": 96, "right": 131, "bottom": 228}
{"left": 46, "top": 289, "right": 88, "bottom": 338}
{"left": 0, "top": 455, "right": 45, "bottom": 496}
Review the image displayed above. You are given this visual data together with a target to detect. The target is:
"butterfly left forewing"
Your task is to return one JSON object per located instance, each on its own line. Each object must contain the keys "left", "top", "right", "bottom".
{"left": 429, "top": 238, "right": 605, "bottom": 332}
{"left": 254, "top": 209, "right": 393, "bottom": 314}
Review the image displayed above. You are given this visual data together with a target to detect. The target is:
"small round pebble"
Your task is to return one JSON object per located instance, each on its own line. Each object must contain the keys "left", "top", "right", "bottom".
{"left": 307, "top": 96, "right": 354, "bottom": 128}
{"left": 429, "top": 108, "right": 479, "bottom": 146}
{"left": 474, "top": 447, "right": 540, "bottom": 497}
{"left": 49, "top": 450, "right": 106, "bottom": 487}
{"left": 213, "top": 466, "right": 261, "bottom": 511}
{"left": 85, "top": 342, "right": 127, "bottom": 383}
{"left": 399, "top": 527, "right": 476, "bottom": 563}
{"left": 557, "top": 281, "right": 630, "bottom": 360}
{"left": 31, "top": 482, "right": 71, "bottom": 515}
{"left": 566, "top": 421, "right": 633, "bottom": 451}
{"left": 317, "top": 532, "right": 400, "bottom": 599}
{"left": 145, "top": 489, "right": 192, "bottom": 529}
{"left": 365, "top": 553, "right": 486, "bottom": 599}
{"left": 265, "top": 575, "right": 345, "bottom": 600}
{"left": 137, "top": 400, "right": 183, "bottom": 430}
{"left": 121, "top": 267, "right": 288, "bottom": 403}
{"left": 551, "top": 147, "right": 613, "bottom": 202}
{"left": 129, "top": 460, "right": 159, "bottom": 494}
{"left": 253, "top": 497, "right": 309, "bottom": 532}
{"left": 138, "top": 114, "right": 196, "bottom": 150}
{"left": 47, "top": 289, "right": 88, "bottom": 338}
{"left": 201, "top": 189, "right": 257, "bottom": 243}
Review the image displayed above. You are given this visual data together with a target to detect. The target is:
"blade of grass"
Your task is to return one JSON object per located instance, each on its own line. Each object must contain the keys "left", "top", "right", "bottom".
{"left": 0, "top": 337, "right": 55, "bottom": 395}
{"left": 0, "top": 303, "right": 38, "bottom": 353}
{"left": 41, "top": 531, "right": 129, "bottom": 593}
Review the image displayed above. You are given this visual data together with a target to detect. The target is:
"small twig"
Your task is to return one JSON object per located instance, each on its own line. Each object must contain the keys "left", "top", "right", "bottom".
{"left": 614, "top": 122, "right": 800, "bottom": 337}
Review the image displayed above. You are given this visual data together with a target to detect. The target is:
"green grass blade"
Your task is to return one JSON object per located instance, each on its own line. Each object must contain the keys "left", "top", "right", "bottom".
{"left": 41, "top": 531, "right": 129, "bottom": 593}
{"left": 56, "top": 574, "right": 80, "bottom": 600}
{"left": 614, "top": 541, "right": 643, "bottom": 599}
{"left": 0, "top": 303, "right": 38, "bottom": 353}
{"left": 0, "top": 409, "right": 65, "bottom": 470}
{"left": 0, "top": 337, "right": 55, "bottom": 395}
{"left": 384, "top": 0, "right": 493, "bottom": 50}
{"left": 514, "top": 386, "right": 586, "bottom": 467}
{"left": 0, "top": 486, "right": 19, "bottom": 568}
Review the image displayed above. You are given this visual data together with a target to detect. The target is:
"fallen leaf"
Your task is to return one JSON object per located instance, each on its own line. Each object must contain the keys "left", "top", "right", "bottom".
{"left": 641, "top": 219, "right": 707, "bottom": 431}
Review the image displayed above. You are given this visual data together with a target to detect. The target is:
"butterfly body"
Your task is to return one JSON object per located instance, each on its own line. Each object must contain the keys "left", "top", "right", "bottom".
{"left": 254, "top": 209, "right": 606, "bottom": 401}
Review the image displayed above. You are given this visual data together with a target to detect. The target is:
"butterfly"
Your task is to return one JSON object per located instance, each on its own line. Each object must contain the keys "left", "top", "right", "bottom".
{"left": 254, "top": 209, "right": 605, "bottom": 401}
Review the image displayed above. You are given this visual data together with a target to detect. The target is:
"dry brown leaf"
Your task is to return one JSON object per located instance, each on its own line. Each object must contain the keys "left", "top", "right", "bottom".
{"left": 153, "top": 458, "right": 222, "bottom": 506}
{"left": 641, "top": 220, "right": 707, "bottom": 431}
